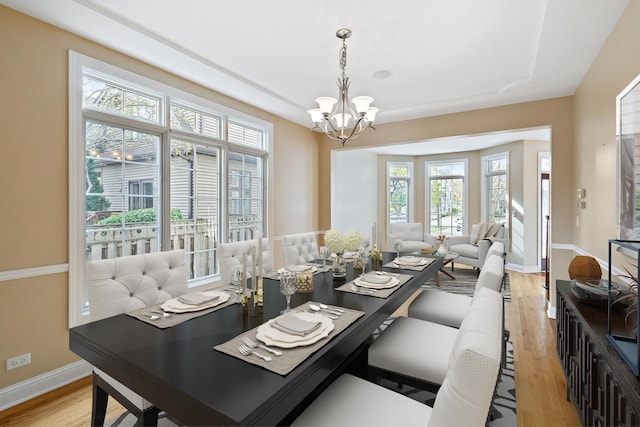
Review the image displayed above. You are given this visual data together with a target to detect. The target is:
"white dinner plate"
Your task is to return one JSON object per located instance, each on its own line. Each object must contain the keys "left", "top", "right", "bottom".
{"left": 160, "top": 290, "right": 230, "bottom": 313}
{"left": 353, "top": 276, "right": 400, "bottom": 289}
{"left": 277, "top": 265, "right": 318, "bottom": 274}
{"left": 394, "top": 256, "right": 429, "bottom": 266}
{"left": 256, "top": 312, "right": 334, "bottom": 348}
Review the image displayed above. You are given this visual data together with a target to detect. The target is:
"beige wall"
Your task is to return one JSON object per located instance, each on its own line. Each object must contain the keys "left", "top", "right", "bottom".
{"left": 573, "top": 1, "right": 640, "bottom": 269}
{"left": 0, "top": 6, "right": 319, "bottom": 389}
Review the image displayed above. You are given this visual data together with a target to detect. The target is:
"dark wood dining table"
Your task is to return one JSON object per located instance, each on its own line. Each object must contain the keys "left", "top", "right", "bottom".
{"left": 69, "top": 252, "right": 442, "bottom": 426}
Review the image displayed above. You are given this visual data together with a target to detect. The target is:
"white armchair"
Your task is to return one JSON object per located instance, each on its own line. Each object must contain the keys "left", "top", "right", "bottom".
{"left": 86, "top": 250, "right": 188, "bottom": 426}
{"left": 447, "top": 223, "right": 508, "bottom": 270}
{"left": 387, "top": 222, "right": 437, "bottom": 253}
{"left": 281, "top": 232, "right": 320, "bottom": 267}
{"left": 218, "top": 238, "right": 274, "bottom": 284}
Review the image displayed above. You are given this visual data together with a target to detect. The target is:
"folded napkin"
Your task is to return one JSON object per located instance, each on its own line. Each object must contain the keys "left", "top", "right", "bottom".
{"left": 272, "top": 314, "right": 322, "bottom": 336}
{"left": 361, "top": 273, "right": 391, "bottom": 284}
{"left": 177, "top": 292, "right": 220, "bottom": 306}
{"left": 286, "top": 265, "right": 313, "bottom": 272}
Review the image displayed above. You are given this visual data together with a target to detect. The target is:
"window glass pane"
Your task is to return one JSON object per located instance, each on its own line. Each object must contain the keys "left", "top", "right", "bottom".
{"left": 428, "top": 162, "right": 465, "bottom": 177}
{"left": 170, "top": 104, "right": 221, "bottom": 139}
{"left": 430, "top": 177, "right": 464, "bottom": 236}
{"left": 488, "top": 158, "right": 507, "bottom": 172}
{"left": 389, "top": 178, "right": 408, "bottom": 223}
{"left": 170, "top": 139, "right": 220, "bottom": 280}
{"left": 83, "top": 75, "right": 160, "bottom": 123}
{"left": 228, "top": 151, "right": 263, "bottom": 241}
{"left": 228, "top": 121, "right": 263, "bottom": 148}
{"left": 85, "top": 121, "right": 160, "bottom": 261}
{"left": 488, "top": 174, "right": 508, "bottom": 224}
{"left": 540, "top": 155, "right": 551, "bottom": 173}
{"left": 389, "top": 165, "right": 409, "bottom": 178}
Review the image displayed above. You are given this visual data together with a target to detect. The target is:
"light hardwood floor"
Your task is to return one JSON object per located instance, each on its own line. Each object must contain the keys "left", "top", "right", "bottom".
{"left": 0, "top": 270, "right": 581, "bottom": 426}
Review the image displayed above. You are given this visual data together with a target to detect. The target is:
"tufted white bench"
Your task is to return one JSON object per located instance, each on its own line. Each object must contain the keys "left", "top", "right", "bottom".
{"left": 281, "top": 232, "right": 320, "bottom": 267}
{"left": 86, "top": 250, "right": 188, "bottom": 426}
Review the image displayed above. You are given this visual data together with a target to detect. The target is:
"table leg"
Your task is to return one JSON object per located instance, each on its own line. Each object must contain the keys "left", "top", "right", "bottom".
{"left": 91, "top": 372, "right": 108, "bottom": 427}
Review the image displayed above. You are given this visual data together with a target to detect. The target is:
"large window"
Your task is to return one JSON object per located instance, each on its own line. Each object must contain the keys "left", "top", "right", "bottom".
{"left": 427, "top": 160, "right": 466, "bottom": 236}
{"left": 70, "top": 52, "right": 271, "bottom": 325}
{"left": 387, "top": 162, "right": 412, "bottom": 224}
{"left": 483, "top": 153, "right": 509, "bottom": 225}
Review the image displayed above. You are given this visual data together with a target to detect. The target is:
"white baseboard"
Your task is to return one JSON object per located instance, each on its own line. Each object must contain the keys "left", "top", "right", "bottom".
{"left": 0, "top": 360, "right": 91, "bottom": 411}
{"left": 547, "top": 302, "right": 557, "bottom": 319}
{"left": 505, "top": 263, "right": 542, "bottom": 273}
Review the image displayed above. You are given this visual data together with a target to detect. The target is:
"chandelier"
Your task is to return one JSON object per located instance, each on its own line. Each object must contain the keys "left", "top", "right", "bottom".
{"left": 307, "top": 28, "right": 378, "bottom": 146}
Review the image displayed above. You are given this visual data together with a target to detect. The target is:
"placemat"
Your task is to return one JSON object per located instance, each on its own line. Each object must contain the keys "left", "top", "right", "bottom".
{"left": 383, "top": 257, "right": 436, "bottom": 271}
{"left": 127, "top": 284, "right": 240, "bottom": 329}
{"left": 214, "top": 302, "right": 364, "bottom": 375}
{"left": 335, "top": 273, "right": 413, "bottom": 298}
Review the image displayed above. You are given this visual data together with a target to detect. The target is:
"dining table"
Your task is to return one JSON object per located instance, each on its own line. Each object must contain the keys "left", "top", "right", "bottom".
{"left": 69, "top": 251, "right": 442, "bottom": 426}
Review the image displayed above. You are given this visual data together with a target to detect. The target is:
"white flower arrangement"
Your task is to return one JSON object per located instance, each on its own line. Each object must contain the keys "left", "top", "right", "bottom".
{"left": 324, "top": 229, "right": 364, "bottom": 254}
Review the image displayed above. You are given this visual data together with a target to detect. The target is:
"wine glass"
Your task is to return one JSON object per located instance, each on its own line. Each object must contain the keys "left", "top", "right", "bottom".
{"left": 393, "top": 239, "right": 403, "bottom": 259}
{"left": 279, "top": 271, "right": 296, "bottom": 313}
{"left": 362, "top": 238, "right": 370, "bottom": 250}
{"left": 230, "top": 264, "right": 243, "bottom": 294}
{"left": 357, "top": 248, "right": 370, "bottom": 276}
{"left": 319, "top": 246, "right": 330, "bottom": 268}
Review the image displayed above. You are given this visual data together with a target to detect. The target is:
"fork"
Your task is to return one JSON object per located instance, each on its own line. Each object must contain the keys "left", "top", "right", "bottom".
{"left": 238, "top": 344, "right": 272, "bottom": 361}
{"left": 242, "top": 336, "right": 282, "bottom": 356}
{"left": 351, "top": 283, "right": 377, "bottom": 294}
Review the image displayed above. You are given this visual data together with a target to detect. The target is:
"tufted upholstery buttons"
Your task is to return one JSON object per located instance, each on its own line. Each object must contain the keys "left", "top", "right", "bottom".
{"left": 282, "top": 232, "right": 320, "bottom": 267}
{"left": 86, "top": 250, "right": 188, "bottom": 322}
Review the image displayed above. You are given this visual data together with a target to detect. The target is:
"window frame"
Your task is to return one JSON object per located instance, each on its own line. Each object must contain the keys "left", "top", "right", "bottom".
{"left": 426, "top": 159, "right": 468, "bottom": 236}
{"left": 386, "top": 161, "right": 413, "bottom": 225}
{"left": 69, "top": 52, "right": 272, "bottom": 326}
{"left": 481, "top": 152, "right": 510, "bottom": 225}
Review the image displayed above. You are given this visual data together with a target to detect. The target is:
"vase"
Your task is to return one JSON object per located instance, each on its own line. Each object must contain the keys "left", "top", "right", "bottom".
{"left": 333, "top": 252, "right": 346, "bottom": 277}
{"left": 437, "top": 243, "right": 448, "bottom": 257}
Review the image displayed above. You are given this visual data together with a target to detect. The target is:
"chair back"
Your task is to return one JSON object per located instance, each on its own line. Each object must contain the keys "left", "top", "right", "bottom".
{"left": 428, "top": 288, "right": 503, "bottom": 427}
{"left": 87, "top": 250, "right": 187, "bottom": 322}
{"left": 388, "top": 222, "right": 424, "bottom": 241}
{"left": 218, "top": 238, "right": 274, "bottom": 284}
{"left": 281, "top": 232, "right": 320, "bottom": 266}
{"left": 474, "top": 254, "right": 505, "bottom": 294}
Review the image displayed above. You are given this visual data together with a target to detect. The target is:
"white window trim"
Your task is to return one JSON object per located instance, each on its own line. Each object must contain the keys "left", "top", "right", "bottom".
{"left": 481, "top": 151, "right": 510, "bottom": 224}
{"left": 386, "top": 161, "right": 413, "bottom": 225}
{"left": 68, "top": 51, "right": 272, "bottom": 327}
{"left": 425, "top": 159, "right": 468, "bottom": 234}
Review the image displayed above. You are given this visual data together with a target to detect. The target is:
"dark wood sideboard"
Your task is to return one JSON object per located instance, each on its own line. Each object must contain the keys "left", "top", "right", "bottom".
{"left": 556, "top": 280, "right": 640, "bottom": 425}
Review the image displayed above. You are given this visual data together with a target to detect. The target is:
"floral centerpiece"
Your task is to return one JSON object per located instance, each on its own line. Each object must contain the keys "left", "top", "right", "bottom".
{"left": 324, "top": 229, "right": 363, "bottom": 254}
{"left": 324, "top": 229, "right": 363, "bottom": 277}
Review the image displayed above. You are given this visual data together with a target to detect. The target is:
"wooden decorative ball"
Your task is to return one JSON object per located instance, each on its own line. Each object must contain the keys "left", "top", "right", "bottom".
{"left": 568, "top": 256, "right": 602, "bottom": 280}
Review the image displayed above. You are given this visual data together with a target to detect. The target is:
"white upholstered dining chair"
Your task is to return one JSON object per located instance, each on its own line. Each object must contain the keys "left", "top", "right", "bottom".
{"left": 281, "top": 232, "right": 320, "bottom": 267}
{"left": 217, "top": 238, "right": 274, "bottom": 284}
{"left": 86, "top": 249, "right": 188, "bottom": 427}
{"left": 291, "top": 290, "right": 503, "bottom": 427}
{"left": 387, "top": 222, "right": 437, "bottom": 253}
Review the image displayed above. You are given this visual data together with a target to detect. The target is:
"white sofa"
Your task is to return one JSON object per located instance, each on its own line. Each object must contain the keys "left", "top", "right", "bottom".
{"left": 408, "top": 250, "right": 506, "bottom": 328}
{"left": 218, "top": 238, "right": 274, "bottom": 284}
{"left": 447, "top": 223, "right": 508, "bottom": 270}
{"left": 387, "top": 222, "right": 437, "bottom": 253}
{"left": 86, "top": 250, "right": 188, "bottom": 426}
{"left": 292, "top": 288, "right": 503, "bottom": 427}
{"left": 281, "top": 232, "right": 320, "bottom": 267}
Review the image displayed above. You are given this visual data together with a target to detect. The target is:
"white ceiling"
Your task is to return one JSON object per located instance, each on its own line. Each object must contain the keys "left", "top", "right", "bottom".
{"left": 1, "top": 0, "right": 628, "bottom": 153}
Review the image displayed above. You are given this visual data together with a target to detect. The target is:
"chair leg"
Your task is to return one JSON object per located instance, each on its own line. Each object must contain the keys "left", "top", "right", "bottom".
{"left": 139, "top": 407, "right": 161, "bottom": 427}
{"left": 91, "top": 372, "right": 109, "bottom": 427}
